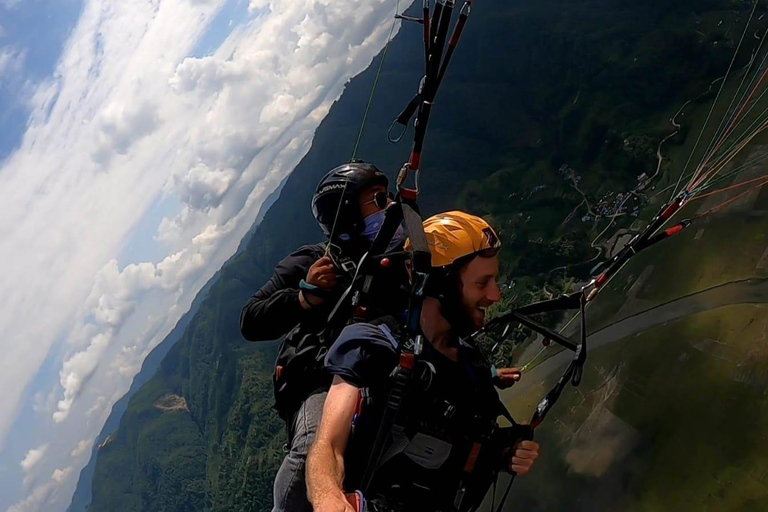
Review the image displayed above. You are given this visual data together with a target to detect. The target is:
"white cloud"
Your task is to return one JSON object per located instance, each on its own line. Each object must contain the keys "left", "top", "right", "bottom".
{"left": 54, "top": 332, "right": 112, "bottom": 423}
{"left": 70, "top": 440, "right": 93, "bottom": 458}
{"left": 53, "top": 237, "right": 221, "bottom": 423}
{"left": 0, "top": 0, "right": 232, "bottom": 441}
{"left": 9, "top": 468, "right": 76, "bottom": 512}
{"left": 0, "top": 0, "right": 411, "bottom": 509}
{"left": 20, "top": 445, "right": 48, "bottom": 474}
{"left": 7, "top": 481, "right": 57, "bottom": 512}
{"left": 248, "top": 0, "right": 269, "bottom": 14}
{"left": 51, "top": 466, "right": 74, "bottom": 484}
{"left": 0, "top": 46, "right": 24, "bottom": 78}
{"left": 91, "top": 101, "right": 161, "bottom": 165}
{"left": 174, "top": 163, "right": 237, "bottom": 211}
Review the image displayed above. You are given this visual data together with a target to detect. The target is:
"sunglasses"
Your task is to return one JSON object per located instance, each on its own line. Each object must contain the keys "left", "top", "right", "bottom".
{"left": 361, "top": 190, "right": 394, "bottom": 210}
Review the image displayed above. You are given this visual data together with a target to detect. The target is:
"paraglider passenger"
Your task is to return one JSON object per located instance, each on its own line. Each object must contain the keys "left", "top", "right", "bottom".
{"left": 307, "top": 212, "right": 539, "bottom": 512}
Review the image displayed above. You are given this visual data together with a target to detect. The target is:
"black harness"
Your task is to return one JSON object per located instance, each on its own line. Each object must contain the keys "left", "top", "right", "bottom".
{"left": 339, "top": 289, "right": 589, "bottom": 512}
{"left": 343, "top": 332, "right": 516, "bottom": 512}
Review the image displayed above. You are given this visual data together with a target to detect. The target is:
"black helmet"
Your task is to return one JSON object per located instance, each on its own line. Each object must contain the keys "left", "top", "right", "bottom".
{"left": 312, "top": 160, "right": 389, "bottom": 240}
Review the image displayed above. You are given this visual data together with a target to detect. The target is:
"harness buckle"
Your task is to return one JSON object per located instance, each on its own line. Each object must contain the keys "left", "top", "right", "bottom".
{"left": 453, "top": 486, "right": 467, "bottom": 509}
{"left": 413, "top": 335, "right": 424, "bottom": 356}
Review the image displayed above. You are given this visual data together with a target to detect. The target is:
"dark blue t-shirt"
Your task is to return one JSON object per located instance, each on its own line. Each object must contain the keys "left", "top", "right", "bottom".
{"left": 325, "top": 322, "right": 401, "bottom": 388}
{"left": 325, "top": 322, "right": 505, "bottom": 510}
{"left": 326, "top": 322, "right": 500, "bottom": 389}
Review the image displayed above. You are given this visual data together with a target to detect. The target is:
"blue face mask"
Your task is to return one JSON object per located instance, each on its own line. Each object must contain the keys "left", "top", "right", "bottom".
{"left": 362, "top": 210, "right": 406, "bottom": 250}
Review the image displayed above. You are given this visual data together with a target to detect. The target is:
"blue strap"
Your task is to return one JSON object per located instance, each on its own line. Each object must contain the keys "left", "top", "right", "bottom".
{"left": 299, "top": 279, "right": 319, "bottom": 292}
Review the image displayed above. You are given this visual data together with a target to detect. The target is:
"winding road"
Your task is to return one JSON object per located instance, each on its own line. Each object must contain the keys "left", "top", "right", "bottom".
{"left": 502, "top": 277, "right": 768, "bottom": 401}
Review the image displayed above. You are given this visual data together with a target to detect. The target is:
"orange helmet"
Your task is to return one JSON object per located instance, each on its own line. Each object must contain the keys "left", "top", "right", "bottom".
{"left": 406, "top": 211, "right": 501, "bottom": 267}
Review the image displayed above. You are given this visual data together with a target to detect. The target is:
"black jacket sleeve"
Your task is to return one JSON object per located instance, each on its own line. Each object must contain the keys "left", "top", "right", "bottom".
{"left": 239, "top": 245, "right": 323, "bottom": 342}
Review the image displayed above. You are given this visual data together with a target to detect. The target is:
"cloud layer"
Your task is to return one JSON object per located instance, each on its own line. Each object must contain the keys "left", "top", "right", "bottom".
{"left": 0, "top": 0, "right": 410, "bottom": 509}
{"left": 20, "top": 445, "right": 48, "bottom": 475}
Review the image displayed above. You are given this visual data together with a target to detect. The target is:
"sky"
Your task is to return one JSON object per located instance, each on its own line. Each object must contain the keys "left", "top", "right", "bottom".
{"left": 0, "top": 0, "right": 411, "bottom": 510}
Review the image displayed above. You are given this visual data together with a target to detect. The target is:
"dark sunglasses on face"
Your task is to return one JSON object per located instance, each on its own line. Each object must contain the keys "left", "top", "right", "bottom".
{"left": 362, "top": 191, "right": 394, "bottom": 210}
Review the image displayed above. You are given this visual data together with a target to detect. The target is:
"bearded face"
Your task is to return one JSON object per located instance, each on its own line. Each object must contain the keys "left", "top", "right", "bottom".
{"left": 457, "top": 253, "right": 502, "bottom": 331}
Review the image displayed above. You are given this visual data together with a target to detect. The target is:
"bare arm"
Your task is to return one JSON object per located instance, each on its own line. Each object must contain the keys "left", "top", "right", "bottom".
{"left": 307, "top": 376, "right": 359, "bottom": 512}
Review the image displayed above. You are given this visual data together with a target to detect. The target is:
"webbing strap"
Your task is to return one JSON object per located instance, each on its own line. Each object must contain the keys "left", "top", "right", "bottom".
{"left": 393, "top": 93, "right": 421, "bottom": 129}
{"left": 402, "top": 201, "right": 430, "bottom": 264}
{"left": 361, "top": 361, "right": 414, "bottom": 493}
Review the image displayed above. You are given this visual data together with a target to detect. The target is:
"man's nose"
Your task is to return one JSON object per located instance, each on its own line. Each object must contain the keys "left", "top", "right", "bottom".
{"left": 487, "top": 281, "right": 502, "bottom": 302}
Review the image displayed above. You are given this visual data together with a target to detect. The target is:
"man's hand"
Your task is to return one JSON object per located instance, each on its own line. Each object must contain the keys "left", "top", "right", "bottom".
{"left": 307, "top": 256, "right": 338, "bottom": 289}
{"left": 493, "top": 367, "right": 521, "bottom": 389}
{"left": 313, "top": 493, "right": 357, "bottom": 512}
{"left": 509, "top": 439, "right": 539, "bottom": 475}
{"left": 300, "top": 256, "right": 337, "bottom": 309}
